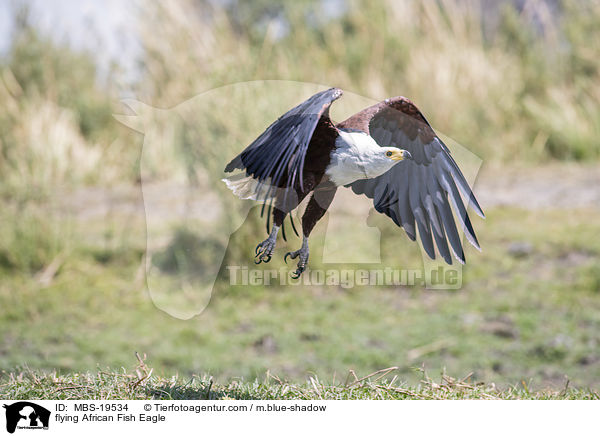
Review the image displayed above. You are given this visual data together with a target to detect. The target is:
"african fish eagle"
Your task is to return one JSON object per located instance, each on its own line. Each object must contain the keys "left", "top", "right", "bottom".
{"left": 224, "top": 88, "right": 484, "bottom": 278}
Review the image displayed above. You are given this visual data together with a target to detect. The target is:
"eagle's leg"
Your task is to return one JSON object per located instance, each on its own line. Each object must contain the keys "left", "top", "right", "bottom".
{"left": 254, "top": 222, "right": 279, "bottom": 264}
{"left": 285, "top": 184, "right": 337, "bottom": 278}
{"left": 256, "top": 188, "right": 307, "bottom": 264}
{"left": 284, "top": 236, "right": 308, "bottom": 279}
{"left": 255, "top": 204, "right": 289, "bottom": 263}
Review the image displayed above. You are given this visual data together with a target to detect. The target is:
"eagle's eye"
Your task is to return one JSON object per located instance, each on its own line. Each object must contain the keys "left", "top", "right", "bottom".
{"left": 385, "top": 151, "right": 393, "bottom": 157}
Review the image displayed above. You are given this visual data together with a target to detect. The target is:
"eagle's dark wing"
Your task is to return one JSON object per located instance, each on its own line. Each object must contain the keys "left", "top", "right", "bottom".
{"left": 342, "top": 97, "right": 484, "bottom": 264}
{"left": 225, "top": 87, "right": 342, "bottom": 200}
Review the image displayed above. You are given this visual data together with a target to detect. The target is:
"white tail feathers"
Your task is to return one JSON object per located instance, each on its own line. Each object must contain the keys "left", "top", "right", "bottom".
{"left": 222, "top": 174, "right": 301, "bottom": 213}
{"left": 222, "top": 174, "right": 275, "bottom": 201}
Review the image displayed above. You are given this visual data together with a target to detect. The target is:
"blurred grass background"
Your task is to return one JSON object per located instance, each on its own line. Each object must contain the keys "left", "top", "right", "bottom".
{"left": 1, "top": 0, "right": 600, "bottom": 391}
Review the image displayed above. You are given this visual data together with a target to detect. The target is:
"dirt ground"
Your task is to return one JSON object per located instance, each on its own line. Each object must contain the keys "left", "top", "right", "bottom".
{"left": 475, "top": 163, "right": 600, "bottom": 210}
{"left": 58, "top": 163, "right": 600, "bottom": 223}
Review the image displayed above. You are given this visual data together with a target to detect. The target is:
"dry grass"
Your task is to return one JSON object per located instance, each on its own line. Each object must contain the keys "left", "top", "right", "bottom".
{"left": 2, "top": 358, "right": 597, "bottom": 400}
{"left": 1, "top": 1, "right": 599, "bottom": 201}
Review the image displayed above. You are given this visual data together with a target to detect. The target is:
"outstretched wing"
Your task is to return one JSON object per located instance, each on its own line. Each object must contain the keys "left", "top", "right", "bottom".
{"left": 341, "top": 97, "right": 484, "bottom": 264}
{"left": 225, "top": 87, "right": 342, "bottom": 200}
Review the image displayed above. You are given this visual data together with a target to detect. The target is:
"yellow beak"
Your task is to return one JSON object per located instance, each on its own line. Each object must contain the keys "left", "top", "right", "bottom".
{"left": 390, "top": 150, "right": 410, "bottom": 161}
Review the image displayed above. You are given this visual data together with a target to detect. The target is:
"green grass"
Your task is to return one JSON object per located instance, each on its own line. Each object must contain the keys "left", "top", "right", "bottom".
{"left": 2, "top": 364, "right": 597, "bottom": 400}
{"left": 1, "top": 203, "right": 600, "bottom": 395}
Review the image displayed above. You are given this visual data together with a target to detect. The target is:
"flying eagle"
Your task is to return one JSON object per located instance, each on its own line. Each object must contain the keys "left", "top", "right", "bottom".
{"left": 224, "top": 88, "right": 484, "bottom": 278}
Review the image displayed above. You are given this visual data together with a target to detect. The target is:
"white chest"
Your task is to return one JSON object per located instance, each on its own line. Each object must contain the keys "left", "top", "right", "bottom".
{"left": 325, "top": 130, "right": 396, "bottom": 186}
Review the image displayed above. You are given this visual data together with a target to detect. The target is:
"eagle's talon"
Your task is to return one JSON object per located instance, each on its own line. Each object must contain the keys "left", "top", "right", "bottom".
{"left": 290, "top": 263, "right": 306, "bottom": 279}
{"left": 284, "top": 239, "right": 309, "bottom": 278}
{"left": 254, "top": 234, "right": 277, "bottom": 264}
{"left": 283, "top": 251, "right": 298, "bottom": 264}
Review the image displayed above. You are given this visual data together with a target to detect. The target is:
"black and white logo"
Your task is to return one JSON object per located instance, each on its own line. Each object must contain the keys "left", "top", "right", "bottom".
{"left": 3, "top": 402, "right": 50, "bottom": 434}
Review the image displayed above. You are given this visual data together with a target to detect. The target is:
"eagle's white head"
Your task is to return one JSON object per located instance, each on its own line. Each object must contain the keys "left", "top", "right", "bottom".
{"left": 326, "top": 130, "right": 412, "bottom": 186}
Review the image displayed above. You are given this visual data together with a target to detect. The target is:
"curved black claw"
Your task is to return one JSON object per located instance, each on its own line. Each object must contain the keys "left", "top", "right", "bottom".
{"left": 284, "top": 251, "right": 298, "bottom": 265}
{"left": 255, "top": 238, "right": 275, "bottom": 264}
{"left": 284, "top": 244, "right": 308, "bottom": 279}
{"left": 290, "top": 265, "right": 305, "bottom": 280}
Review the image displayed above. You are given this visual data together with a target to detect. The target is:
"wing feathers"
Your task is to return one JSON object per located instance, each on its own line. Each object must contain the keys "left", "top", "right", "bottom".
{"left": 225, "top": 88, "right": 342, "bottom": 200}
{"left": 438, "top": 169, "right": 481, "bottom": 250}
{"left": 435, "top": 190, "right": 465, "bottom": 263}
{"left": 345, "top": 96, "right": 483, "bottom": 264}
{"left": 408, "top": 173, "right": 435, "bottom": 259}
